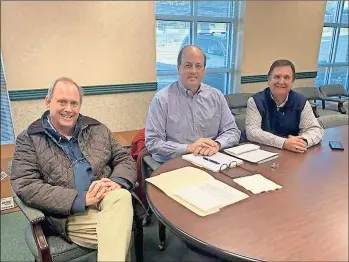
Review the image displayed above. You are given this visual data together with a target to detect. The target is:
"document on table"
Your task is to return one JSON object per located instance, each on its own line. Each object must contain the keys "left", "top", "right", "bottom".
{"left": 146, "top": 166, "right": 249, "bottom": 216}
{"left": 182, "top": 152, "right": 243, "bottom": 172}
{"left": 174, "top": 179, "right": 249, "bottom": 213}
{"left": 224, "top": 144, "right": 279, "bottom": 164}
{"left": 233, "top": 174, "right": 282, "bottom": 194}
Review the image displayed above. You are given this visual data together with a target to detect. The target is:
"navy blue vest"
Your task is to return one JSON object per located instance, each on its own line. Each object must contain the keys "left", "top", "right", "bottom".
{"left": 252, "top": 88, "right": 307, "bottom": 138}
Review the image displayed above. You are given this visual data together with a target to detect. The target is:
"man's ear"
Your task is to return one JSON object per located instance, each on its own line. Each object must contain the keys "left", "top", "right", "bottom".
{"left": 44, "top": 97, "right": 51, "bottom": 109}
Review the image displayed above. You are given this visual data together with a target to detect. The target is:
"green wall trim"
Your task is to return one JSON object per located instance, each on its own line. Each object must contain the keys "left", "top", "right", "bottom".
{"left": 241, "top": 71, "right": 317, "bottom": 84}
{"left": 9, "top": 82, "right": 157, "bottom": 101}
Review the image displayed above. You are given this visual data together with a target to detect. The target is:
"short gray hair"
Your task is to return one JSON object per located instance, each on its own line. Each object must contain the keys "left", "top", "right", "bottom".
{"left": 46, "top": 77, "right": 84, "bottom": 103}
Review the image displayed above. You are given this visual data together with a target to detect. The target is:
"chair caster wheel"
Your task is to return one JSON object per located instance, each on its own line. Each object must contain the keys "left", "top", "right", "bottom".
{"left": 158, "top": 242, "right": 165, "bottom": 251}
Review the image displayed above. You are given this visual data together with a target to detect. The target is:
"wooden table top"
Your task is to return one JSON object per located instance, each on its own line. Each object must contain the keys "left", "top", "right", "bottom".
{"left": 147, "top": 126, "right": 348, "bottom": 261}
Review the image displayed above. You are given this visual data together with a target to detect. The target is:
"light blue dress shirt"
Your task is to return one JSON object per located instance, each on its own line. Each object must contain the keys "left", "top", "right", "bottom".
{"left": 145, "top": 81, "right": 241, "bottom": 162}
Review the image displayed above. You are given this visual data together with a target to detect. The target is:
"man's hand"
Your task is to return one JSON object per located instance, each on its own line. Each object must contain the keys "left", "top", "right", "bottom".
{"left": 85, "top": 179, "right": 122, "bottom": 206}
{"left": 100, "top": 178, "right": 122, "bottom": 193}
{"left": 187, "top": 138, "right": 220, "bottom": 156}
{"left": 283, "top": 135, "right": 307, "bottom": 153}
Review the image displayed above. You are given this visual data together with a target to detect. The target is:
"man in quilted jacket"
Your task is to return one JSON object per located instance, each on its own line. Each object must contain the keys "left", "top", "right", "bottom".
{"left": 10, "top": 77, "right": 137, "bottom": 262}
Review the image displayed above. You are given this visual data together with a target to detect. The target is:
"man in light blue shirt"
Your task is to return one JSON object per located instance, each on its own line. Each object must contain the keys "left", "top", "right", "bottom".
{"left": 145, "top": 45, "right": 241, "bottom": 163}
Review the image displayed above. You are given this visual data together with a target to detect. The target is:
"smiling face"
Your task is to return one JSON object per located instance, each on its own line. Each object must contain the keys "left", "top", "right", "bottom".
{"left": 268, "top": 65, "right": 294, "bottom": 102}
{"left": 45, "top": 81, "right": 81, "bottom": 136}
{"left": 177, "top": 46, "right": 206, "bottom": 93}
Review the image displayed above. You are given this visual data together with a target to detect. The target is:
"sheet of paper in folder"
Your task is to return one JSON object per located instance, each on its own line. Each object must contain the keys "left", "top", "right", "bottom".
{"left": 146, "top": 166, "right": 249, "bottom": 216}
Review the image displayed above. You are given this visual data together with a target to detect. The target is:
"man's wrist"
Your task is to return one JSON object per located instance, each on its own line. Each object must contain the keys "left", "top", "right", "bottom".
{"left": 215, "top": 141, "right": 221, "bottom": 150}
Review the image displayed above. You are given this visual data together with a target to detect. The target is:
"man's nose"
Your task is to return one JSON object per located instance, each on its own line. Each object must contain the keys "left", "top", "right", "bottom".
{"left": 190, "top": 65, "right": 197, "bottom": 73}
{"left": 64, "top": 104, "right": 72, "bottom": 112}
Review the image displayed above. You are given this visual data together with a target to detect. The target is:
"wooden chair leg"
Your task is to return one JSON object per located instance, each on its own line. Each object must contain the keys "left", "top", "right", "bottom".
{"left": 31, "top": 223, "right": 52, "bottom": 262}
{"left": 158, "top": 221, "right": 166, "bottom": 251}
{"left": 134, "top": 219, "right": 143, "bottom": 262}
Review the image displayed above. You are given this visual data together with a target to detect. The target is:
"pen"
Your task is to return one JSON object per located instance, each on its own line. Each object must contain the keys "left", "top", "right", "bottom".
{"left": 203, "top": 157, "right": 220, "bottom": 165}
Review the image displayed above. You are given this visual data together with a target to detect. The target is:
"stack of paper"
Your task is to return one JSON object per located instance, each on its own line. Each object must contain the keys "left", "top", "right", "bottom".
{"left": 224, "top": 144, "right": 278, "bottom": 164}
{"left": 146, "top": 166, "right": 249, "bottom": 216}
{"left": 182, "top": 152, "right": 243, "bottom": 172}
{"left": 233, "top": 174, "right": 282, "bottom": 194}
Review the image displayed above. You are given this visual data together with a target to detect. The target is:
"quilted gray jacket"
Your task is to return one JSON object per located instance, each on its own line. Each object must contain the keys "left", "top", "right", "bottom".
{"left": 10, "top": 114, "right": 137, "bottom": 240}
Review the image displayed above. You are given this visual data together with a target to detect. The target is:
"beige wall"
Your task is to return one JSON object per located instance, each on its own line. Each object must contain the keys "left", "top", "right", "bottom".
{"left": 240, "top": 1, "right": 326, "bottom": 93}
{"left": 1, "top": 1, "right": 156, "bottom": 135}
{"left": 11, "top": 91, "right": 155, "bottom": 136}
{"left": 1, "top": 1, "right": 327, "bottom": 135}
{"left": 240, "top": 79, "right": 316, "bottom": 93}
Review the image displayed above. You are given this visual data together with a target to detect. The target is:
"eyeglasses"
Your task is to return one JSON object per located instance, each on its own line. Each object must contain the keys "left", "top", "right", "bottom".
{"left": 219, "top": 161, "right": 238, "bottom": 172}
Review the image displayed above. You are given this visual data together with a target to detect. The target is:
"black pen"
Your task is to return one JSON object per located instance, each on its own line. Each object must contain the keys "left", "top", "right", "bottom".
{"left": 203, "top": 157, "right": 220, "bottom": 165}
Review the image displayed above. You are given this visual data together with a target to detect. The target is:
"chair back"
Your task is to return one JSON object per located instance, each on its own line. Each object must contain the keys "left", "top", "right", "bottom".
{"left": 225, "top": 93, "right": 253, "bottom": 109}
{"left": 293, "top": 87, "right": 324, "bottom": 100}
{"left": 225, "top": 93, "right": 253, "bottom": 115}
{"left": 319, "top": 84, "right": 348, "bottom": 98}
{"left": 317, "top": 115, "right": 349, "bottom": 129}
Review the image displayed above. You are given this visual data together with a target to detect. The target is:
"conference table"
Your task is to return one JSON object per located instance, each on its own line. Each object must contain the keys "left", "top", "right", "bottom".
{"left": 146, "top": 126, "right": 348, "bottom": 261}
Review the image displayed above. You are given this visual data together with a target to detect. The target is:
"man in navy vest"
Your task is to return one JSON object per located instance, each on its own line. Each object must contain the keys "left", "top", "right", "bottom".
{"left": 245, "top": 59, "right": 324, "bottom": 153}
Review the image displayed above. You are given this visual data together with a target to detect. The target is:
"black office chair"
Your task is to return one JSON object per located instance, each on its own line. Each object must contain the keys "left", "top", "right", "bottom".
{"left": 5, "top": 169, "right": 144, "bottom": 262}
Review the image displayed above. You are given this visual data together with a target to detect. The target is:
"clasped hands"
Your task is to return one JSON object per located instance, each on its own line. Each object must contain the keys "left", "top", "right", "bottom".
{"left": 85, "top": 178, "right": 121, "bottom": 206}
{"left": 283, "top": 135, "right": 307, "bottom": 153}
{"left": 187, "top": 138, "right": 220, "bottom": 156}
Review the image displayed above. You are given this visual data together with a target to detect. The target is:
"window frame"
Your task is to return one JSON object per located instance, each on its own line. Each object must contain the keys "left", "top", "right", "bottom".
{"left": 316, "top": 0, "right": 349, "bottom": 89}
{"left": 155, "top": 1, "right": 244, "bottom": 94}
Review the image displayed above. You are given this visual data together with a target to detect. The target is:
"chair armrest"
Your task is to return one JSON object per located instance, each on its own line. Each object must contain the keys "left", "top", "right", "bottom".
{"left": 308, "top": 101, "right": 320, "bottom": 118}
{"left": 143, "top": 155, "right": 161, "bottom": 172}
{"left": 12, "top": 189, "right": 45, "bottom": 224}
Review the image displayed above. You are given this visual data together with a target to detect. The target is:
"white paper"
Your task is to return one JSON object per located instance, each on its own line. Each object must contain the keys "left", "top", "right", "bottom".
{"left": 1, "top": 197, "right": 14, "bottom": 211}
{"left": 182, "top": 152, "right": 243, "bottom": 172}
{"left": 174, "top": 179, "right": 249, "bottom": 212}
{"left": 224, "top": 147, "right": 278, "bottom": 164}
{"left": 233, "top": 174, "right": 282, "bottom": 194}
{"left": 225, "top": 144, "right": 260, "bottom": 156}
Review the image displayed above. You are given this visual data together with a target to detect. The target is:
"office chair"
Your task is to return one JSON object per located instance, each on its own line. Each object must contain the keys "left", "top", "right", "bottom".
{"left": 141, "top": 155, "right": 166, "bottom": 251}
{"left": 294, "top": 87, "right": 343, "bottom": 117}
{"left": 225, "top": 93, "right": 253, "bottom": 116}
{"left": 225, "top": 93, "right": 253, "bottom": 142}
{"left": 317, "top": 115, "right": 349, "bottom": 129}
{"left": 319, "top": 84, "right": 348, "bottom": 114}
{"left": 6, "top": 170, "right": 144, "bottom": 262}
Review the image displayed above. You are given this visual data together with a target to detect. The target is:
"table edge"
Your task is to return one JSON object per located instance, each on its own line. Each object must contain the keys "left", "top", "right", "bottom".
{"left": 146, "top": 183, "right": 265, "bottom": 262}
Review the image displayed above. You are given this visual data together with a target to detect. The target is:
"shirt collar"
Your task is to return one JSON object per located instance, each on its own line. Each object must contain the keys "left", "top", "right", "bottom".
{"left": 42, "top": 111, "right": 82, "bottom": 141}
{"left": 177, "top": 80, "right": 203, "bottom": 97}
{"left": 270, "top": 92, "right": 289, "bottom": 108}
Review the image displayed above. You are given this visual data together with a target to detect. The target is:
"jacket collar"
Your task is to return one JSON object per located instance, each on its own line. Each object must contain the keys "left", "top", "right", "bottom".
{"left": 27, "top": 110, "right": 100, "bottom": 135}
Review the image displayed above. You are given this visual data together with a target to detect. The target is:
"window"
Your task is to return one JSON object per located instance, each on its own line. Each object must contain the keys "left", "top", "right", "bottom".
{"left": 1, "top": 53, "right": 15, "bottom": 145}
{"left": 315, "top": 1, "right": 349, "bottom": 90}
{"left": 155, "top": 1, "right": 243, "bottom": 94}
